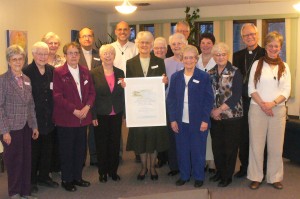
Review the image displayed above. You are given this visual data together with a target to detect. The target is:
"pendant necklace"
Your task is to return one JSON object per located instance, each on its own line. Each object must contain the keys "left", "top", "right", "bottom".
{"left": 116, "top": 44, "right": 128, "bottom": 55}
{"left": 269, "top": 65, "right": 277, "bottom": 80}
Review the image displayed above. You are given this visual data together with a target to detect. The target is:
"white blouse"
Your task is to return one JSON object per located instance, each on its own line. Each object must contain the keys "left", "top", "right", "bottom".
{"left": 197, "top": 54, "right": 216, "bottom": 72}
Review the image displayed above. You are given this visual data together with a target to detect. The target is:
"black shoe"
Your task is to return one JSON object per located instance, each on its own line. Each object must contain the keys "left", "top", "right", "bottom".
{"left": 99, "top": 174, "right": 108, "bottom": 183}
{"left": 150, "top": 169, "right": 158, "bottom": 181}
{"left": 61, "top": 181, "right": 76, "bottom": 192}
{"left": 234, "top": 170, "right": 247, "bottom": 178}
{"left": 218, "top": 179, "right": 232, "bottom": 187}
{"left": 194, "top": 180, "right": 204, "bottom": 188}
{"left": 168, "top": 170, "right": 179, "bottom": 176}
{"left": 176, "top": 178, "right": 189, "bottom": 186}
{"left": 30, "top": 184, "right": 38, "bottom": 193}
{"left": 208, "top": 168, "right": 216, "bottom": 174}
{"left": 38, "top": 178, "right": 59, "bottom": 188}
{"left": 73, "top": 179, "right": 90, "bottom": 187}
{"left": 110, "top": 173, "right": 121, "bottom": 181}
{"left": 137, "top": 169, "right": 148, "bottom": 180}
{"left": 209, "top": 173, "right": 221, "bottom": 182}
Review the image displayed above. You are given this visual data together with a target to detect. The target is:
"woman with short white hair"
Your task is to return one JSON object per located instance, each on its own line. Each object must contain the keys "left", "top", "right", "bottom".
{"left": 42, "top": 32, "right": 65, "bottom": 67}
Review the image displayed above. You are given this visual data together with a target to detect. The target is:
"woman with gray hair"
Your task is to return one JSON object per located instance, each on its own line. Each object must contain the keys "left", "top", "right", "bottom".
{"left": 22, "top": 42, "right": 58, "bottom": 194}
{"left": 208, "top": 42, "right": 243, "bottom": 187}
{"left": 0, "top": 45, "right": 39, "bottom": 199}
{"left": 153, "top": 37, "right": 167, "bottom": 59}
{"left": 126, "top": 31, "right": 169, "bottom": 181}
{"left": 91, "top": 44, "right": 125, "bottom": 183}
{"left": 42, "top": 32, "right": 65, "bottom": 67}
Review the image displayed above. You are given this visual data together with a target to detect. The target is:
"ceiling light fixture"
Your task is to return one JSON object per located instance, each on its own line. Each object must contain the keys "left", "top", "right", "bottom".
{"left": 115, "top": 0, "right": 137, "bottom": 14}
{"left": 293, "top": 2, "right": 300, "bottom": 12}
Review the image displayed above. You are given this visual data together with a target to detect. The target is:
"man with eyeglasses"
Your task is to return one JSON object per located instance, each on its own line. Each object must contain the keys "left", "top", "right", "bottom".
{"left": 78, "top": 27, "right": 100, "bottom": 167}
{"left": 232, "top": 23, "right": 265, "bottom": 178}
{"left": 166, "top": 21, "right": 200, "bottom": 58}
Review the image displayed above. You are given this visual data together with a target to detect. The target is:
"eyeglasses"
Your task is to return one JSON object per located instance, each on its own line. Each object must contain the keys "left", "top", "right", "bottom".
{"left": 47, "top": 42, "right": 59, "bottom": 46}
{"left": 10, "top": 57, "right": 24, "bottom": 63}
{"left": 35, "top": 53, "right": 48, "bottom": 57}
{"left": 80, "top": 35, "right": 93, "bottom": 39}
{"left": 267, "top": 44, "right": 280, "bottom": 49}
{"left": 102, "top": 52, "right": 114, "bottom": 56}
{"left": 177, "top": 30, "right": 189, "bottom": 34}
{"left": 153, "top": 47, "right": 166, "bottom": 50}
{"left": 139, "top": 41, "right": 151, "bottom": 45}
{"left": 242, "top": 33, "right": 256, "bottom": 38}
{"left": 214, "top": 53, "right": 227, "bottom": 57}
{"left": 67, "top": 52, "right": 79, "bottom": 56}
{"left": 170, "top": 42, "right": 183, "bottom": 47}
{"left": 183, "top": 56, "right": 196, "bottom": 60}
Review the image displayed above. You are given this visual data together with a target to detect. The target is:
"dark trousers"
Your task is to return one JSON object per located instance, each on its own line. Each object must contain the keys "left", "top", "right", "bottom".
{"left": 51, "top": 128, "right": 60, "bottom": 172}
{"left": 94, "top": 112, "right": 122, "bottom": 175}
{"left": 167, "top": 118, "right": 178, "bottom": 171}
{"left": 175, "top": 123, "right": 207, "bottom": 181}
{"left": 31, "top": 131, "right": 54, "bottom": 184}
{"left": 57, "top": 126, "right": 87, "bottom": 182}
{"left": 1, "top": 124, "right": 31, "bottom": 197}
{"left": 88, "top": 125, "right": 97, "bottom": 164}
{"left": 211, "top": 118, "right": 242, "bottom": 181}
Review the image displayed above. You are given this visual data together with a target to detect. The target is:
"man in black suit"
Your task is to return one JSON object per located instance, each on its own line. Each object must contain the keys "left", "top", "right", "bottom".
{"left": 232, "top": 23, "right": 265, "bottom": 178}
{"left": 166, "top": 21, "right": 200, "bottom": 58}
{"left": 78, "top": 27, "right": 101, "bottom": 166}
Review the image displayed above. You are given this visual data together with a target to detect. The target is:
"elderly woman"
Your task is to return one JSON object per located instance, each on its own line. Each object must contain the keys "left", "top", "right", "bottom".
{"left": 53, "top": 42, "right": 95, "bottom": 192}
{"left": 91, "top": 44, "right": 125, "bottom": 183}
{"left": 0, "top": 45, "right": 39, "bottom": 199}
{"left": 198, "top": 33, "right": 216, "bottom": 174}
{"left": 208, "top": 42, "right": 243, "bottom": 187}
{"left": 247, "top": 31, "right": 291, "bottom": 190}
{"left": 167, "top": 45, "right": 214, "bottom": 188}
{"left": 22, "top": 42, "right": 58, "bottom": 194}
{"left": 42, "top": 32, "right": 65, "bottom": 67}
{"left": 126, "top": 31, "right": 169, "bottom": 181}
{"left": 164, "top": 33, "right": 188, "bottom": 176}
{"left": 153, "top": 37, "right": 167, "bottom": 59}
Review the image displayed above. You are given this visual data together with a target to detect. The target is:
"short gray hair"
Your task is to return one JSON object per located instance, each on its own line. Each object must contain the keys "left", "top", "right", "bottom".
{"left": 154, "top": 37, "right": 167, "bottom": 48}
{"left": 6, "top": 45, "right": 26, "bottom": 62}
{"left": 32, "top": 41, "right": 49, "bottom": 54}
{"left": 211, "top": 42, "right": 230, "bottom": 55}
{"left": 99, "top": 44, "right": 116, "bottom": 56}
{"left": 169, "top": 33, "right": 188, "bottom": 45}
{"left": 135, "top": 31, "right": 154, "bottom": 46}
{"left": 41, "top": 32, "right": 61, "bottom": 44}
{"left": 240, "top": 23, "right": 258, "bottom": 37}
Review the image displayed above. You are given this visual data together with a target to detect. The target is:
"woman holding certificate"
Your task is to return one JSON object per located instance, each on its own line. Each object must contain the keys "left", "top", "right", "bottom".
{"left": 167, "top": 45, "right": 214, "bottom": 188}
{"left": 126, "top": 31, "right": 169, "bottom": 181}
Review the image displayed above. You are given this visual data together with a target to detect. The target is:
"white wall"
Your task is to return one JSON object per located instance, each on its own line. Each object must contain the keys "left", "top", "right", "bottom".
{"left": 108, "top": 1, "right": 300, "bottom": 116}
{"left": 0, "top": 0, "right": 107, "bottom": 74}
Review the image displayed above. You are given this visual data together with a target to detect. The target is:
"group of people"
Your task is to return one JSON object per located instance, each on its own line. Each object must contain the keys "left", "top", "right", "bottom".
{"left": 0, "top": 20, "right": 291, "bottom": 199}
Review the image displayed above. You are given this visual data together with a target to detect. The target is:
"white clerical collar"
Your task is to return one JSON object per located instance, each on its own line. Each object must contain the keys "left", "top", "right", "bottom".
{"left": 81, "top": 47, "right": 92, "bottom": 54}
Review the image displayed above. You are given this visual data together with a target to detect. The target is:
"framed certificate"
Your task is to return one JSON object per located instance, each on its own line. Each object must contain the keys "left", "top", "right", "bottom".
{"left": 124, "top": 77, "right": 166, "bottom": 127}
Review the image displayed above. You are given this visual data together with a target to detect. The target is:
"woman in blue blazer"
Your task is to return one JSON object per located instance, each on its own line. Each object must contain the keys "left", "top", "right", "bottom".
{"left": 167, "top": 45, "right": 214, "bottom": 188}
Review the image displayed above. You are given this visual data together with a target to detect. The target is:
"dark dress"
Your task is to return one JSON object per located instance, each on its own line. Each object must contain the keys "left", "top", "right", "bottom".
{"left": 126, "top": 54, "right": 169, "bottom": 154}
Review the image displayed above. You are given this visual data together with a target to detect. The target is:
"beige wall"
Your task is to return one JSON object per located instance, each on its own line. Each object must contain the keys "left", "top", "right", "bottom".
{"left": 0, "top": 0, "right": 107, "bottom": 74}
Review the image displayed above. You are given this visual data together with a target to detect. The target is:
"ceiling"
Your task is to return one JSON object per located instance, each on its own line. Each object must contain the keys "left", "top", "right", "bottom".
{"left": 60, "top": 0, "right": 296, "bottom": 14}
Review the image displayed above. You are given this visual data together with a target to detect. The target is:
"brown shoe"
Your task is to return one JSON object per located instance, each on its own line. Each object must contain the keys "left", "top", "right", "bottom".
{"left": 272, "top": 182, "right": 283, "bottom": 190}
{"left": 249, "top": 181, "right": 261, "bottom": 190}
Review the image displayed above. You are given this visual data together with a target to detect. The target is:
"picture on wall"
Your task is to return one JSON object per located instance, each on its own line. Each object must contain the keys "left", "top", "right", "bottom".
{"left": 71, "top": 30, "right": 79, "bottom": 42}
{"left": 6, "top": 30, "right": 28, "bottom": 66}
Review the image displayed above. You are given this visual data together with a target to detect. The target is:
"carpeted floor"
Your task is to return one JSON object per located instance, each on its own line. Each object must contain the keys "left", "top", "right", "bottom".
{"left": 1, "top": 125, "right": 300, "bottom": 199}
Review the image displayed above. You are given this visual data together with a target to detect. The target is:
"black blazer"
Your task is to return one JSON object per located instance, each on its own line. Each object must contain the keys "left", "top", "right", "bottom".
{"left": 232, "top": 45, "right": 265, "bottom": 97}
{"left": 22, "top": 61, "right": 55, "bottom": 134}
{"left": 90, "top": 65, "right": 125, "bottom": 117}
{"left": 79, "top": 48, "right": 101, "bottom": 70}
{"left": 126, "top": 54, "right": 166, "bottom": 78}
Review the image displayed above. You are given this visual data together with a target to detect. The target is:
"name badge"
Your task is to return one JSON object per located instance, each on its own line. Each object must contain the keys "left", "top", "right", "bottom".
{"left": 222, "top": 74, "right": 230, "bottom": 77}
{"left": 151, "top": 65, "right": 158, "bottom": 69}
{"left": 50, "top": 82, "right": 53, "bottom": 90}
{"left": 84, "top": 80, "right": 88, "bottom": 85}
{"left": 93, "top": 57, "right": 100, "bottom": 61}
{"left": 193, "top": 79, "right": 199, "bottom": 84}
{"left": 24, "top": 82, "right": 30, "bottom": 86}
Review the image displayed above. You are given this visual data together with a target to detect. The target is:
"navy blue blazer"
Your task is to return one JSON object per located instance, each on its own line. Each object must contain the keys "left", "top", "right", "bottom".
{"left": 167, "top": 68, "right": 214, "bottom": 133}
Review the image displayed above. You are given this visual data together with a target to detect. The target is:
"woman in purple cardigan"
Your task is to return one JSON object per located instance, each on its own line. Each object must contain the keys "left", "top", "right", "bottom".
{"left": 52, "top": 42, "right": 95, "bottom": 192}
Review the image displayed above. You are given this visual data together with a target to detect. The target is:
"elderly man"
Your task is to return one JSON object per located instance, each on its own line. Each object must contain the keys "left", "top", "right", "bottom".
{"left": 23, "top": 42, "right": 58, "bottom": 194}
{"left": 166, "top": 21, "right": 200, "bottom": 58}
{"left": 78, "top": 27, "right": 100, "bottom": 166}
{"left": 232, "top": 23, "right": 265, "bottom": 178}
{"left": 111, "top": 21, "right": 138, "bottom": 161}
